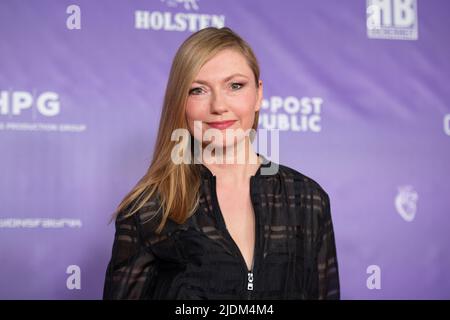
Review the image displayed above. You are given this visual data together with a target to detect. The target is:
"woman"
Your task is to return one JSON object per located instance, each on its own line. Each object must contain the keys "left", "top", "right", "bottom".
{"left": 103, "top": 27, "right": 340, "bottom": 300}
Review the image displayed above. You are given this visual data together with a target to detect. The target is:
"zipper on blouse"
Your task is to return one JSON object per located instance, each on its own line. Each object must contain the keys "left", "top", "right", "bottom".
{"left": 209, "top": 174, "right": 259, "bottom": 300}
{"left": 247, "top": 271, "right": 254, "bottom": 289}
{"left": 247, "top": 177, "right": 259, "bottom": 300}
{"left": 246, "top": 222, "right": 256, "bottom": 299}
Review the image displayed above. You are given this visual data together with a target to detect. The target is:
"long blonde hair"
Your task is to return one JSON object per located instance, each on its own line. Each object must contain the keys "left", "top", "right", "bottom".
{"left": 111, "top": 27, "right": 261, "bottom": 234}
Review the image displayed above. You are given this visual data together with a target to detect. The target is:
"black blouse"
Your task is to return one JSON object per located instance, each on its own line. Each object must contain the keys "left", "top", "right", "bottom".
{"left": 103, "top": 156, "right": 340, "bottom": 300}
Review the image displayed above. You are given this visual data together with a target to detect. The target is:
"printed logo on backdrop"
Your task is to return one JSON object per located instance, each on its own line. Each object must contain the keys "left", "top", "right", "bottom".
{"left": 258, "top": 96, "right": 322, "bottom": 132}
{"left": 395, "top": 185, "right": 418, "bottom": 222}
{"left": 366, "top": 0, "right": 418, "bottom": 40}
{"left": 135, "top": 0, "right": 225, "bottom": 32}
{"left": 162, "top": 0, "right": 199, "bottom": 10}
{"left": 66, "top": 265, "right": 81, "bottom": 290}
{"left": 0, "top": 218, "right": 82, "bottom": 228}
{"left": 366, "top": 265, "right": 381, "bottom": 290}
{"left": 0, "top": 90, "right": 87, "bottom": 133}
{"left": 444, "top": 114, "right": 450, "bottom": 136}
{"left": 66, "top": 4, "right": 81, "bottom": 30}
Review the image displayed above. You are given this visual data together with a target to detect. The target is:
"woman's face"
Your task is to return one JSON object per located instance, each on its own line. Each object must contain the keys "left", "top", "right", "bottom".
{"left": 185, "top": 48, "right": 263, "bottom": 154}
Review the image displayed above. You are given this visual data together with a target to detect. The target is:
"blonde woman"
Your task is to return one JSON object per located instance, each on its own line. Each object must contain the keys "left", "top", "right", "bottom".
{"left": 103, "top": 27, "right": 340, "bottom": 300}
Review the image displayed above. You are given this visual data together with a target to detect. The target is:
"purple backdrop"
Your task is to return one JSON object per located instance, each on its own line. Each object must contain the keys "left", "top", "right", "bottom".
{"left": 1, "top": 0, "right": 449, "bottom": 299}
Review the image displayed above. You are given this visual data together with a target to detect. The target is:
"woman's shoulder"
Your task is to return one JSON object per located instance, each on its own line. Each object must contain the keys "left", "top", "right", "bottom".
{"left": 274, "top": 162, "right": 333, "bottom": 229}
{"left": 272, "top": 162, "right": 329, "bottom": 197}
{"left": 270, "top": 164, "right": 329, "bottom": 205}
{"left": 115, "top": 193, "right": 165, "bottom": 236}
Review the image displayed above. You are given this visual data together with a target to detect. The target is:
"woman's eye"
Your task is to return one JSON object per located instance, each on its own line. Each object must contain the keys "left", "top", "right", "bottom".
{"left": 189, "top": 83, "right": 244, "bottom": 95}
{"left": 189, "top": 87, "right": 203, "bottom": 95}
{"left": 231, "top": 82, "right": 244, "bottom": 90}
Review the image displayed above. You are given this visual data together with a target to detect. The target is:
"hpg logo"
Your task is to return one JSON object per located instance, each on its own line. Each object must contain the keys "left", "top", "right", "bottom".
{"left": 0, "top": 90, "right": 60, "bottom": 117}
{"left": 367, "top": 0, "right": 418, "bottom": 40}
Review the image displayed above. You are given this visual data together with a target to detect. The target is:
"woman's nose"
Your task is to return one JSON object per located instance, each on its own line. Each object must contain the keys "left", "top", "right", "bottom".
{"left": 209, "top": 91, "right": 228, "bottom": 114}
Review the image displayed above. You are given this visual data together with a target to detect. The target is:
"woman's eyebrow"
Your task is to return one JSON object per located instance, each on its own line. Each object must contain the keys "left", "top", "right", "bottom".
{"left": 192, "top": 73, "right": 249, "bottom": 85}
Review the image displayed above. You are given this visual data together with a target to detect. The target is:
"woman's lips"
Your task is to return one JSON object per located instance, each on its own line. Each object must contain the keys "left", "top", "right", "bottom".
{"left": 206, "top": 120, "right": 237, "bottom": 130}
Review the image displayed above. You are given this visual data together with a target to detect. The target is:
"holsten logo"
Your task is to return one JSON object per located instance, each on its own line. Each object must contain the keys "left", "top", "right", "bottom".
{"left": 135, "top": 0, "right": 225, "bottom": 32}
{"left": 0, "top": 90, "right": 60, "bottom": 117}
{"left": 367, "top": 0, "right": 418, "bottom": 40}
{"left": 395, "top": 185, "right": 418, "bottom": 222}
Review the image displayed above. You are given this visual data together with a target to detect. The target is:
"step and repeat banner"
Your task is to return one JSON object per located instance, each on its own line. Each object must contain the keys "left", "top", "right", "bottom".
{"left": 1, "top": 0, "right": 449, "bottom": 299}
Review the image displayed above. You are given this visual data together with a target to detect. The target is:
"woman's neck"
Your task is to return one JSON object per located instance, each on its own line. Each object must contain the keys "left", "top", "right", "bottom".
{"left": 198, "top": 140, "right": 261, "bottom": 182}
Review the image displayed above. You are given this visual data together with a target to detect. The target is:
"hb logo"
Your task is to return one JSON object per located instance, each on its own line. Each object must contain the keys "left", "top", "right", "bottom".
{"left": 367, "top": 0, "right": 418, "bottom": 40}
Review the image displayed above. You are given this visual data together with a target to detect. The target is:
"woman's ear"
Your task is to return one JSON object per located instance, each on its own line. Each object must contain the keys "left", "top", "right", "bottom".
{"left": 255, "top": 79, "right": 263, "bottom": 112}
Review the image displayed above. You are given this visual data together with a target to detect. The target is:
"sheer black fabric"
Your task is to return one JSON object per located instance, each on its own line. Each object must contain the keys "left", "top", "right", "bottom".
{"left": 103, "top": 156, "right": 340, "bottom": 300}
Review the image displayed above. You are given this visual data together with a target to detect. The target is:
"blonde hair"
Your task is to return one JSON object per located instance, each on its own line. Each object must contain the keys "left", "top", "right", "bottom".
{"left": 111, "top": 27, "right": 261, "bottom": 234}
